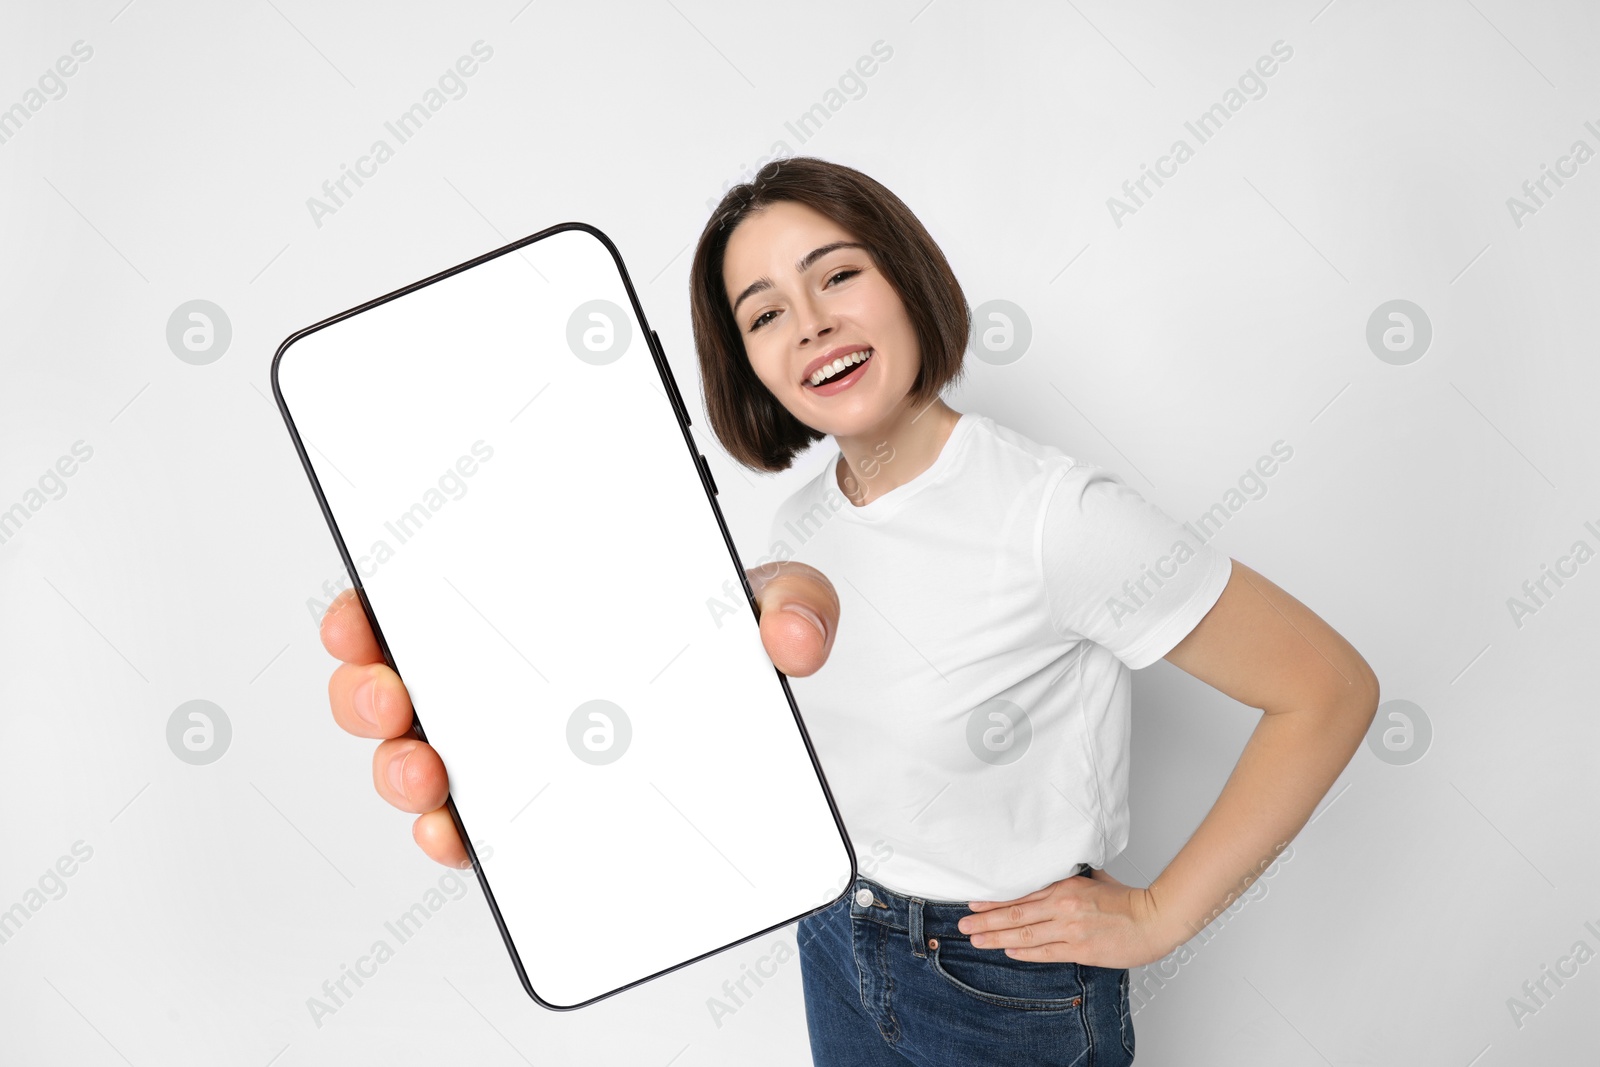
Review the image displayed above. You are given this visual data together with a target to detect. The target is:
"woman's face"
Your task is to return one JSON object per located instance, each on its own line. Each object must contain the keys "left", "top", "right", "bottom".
{"left": 722, "top": 199, "right": 922, "bottom": 439}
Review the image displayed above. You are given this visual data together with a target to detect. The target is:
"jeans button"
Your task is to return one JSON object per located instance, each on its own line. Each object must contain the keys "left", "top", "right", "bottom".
{"left": 854, "top": 887, "right": 873, "bottom": 907}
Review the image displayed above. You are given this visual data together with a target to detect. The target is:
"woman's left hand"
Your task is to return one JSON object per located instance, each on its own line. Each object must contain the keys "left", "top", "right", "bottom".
{"left": 958, "top": 867, "right": 1179, "bottom": 970}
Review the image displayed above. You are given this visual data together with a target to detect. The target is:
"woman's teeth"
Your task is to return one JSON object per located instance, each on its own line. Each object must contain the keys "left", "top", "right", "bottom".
{"left": 808, "top": 349, "right": 873, "bottom": 387}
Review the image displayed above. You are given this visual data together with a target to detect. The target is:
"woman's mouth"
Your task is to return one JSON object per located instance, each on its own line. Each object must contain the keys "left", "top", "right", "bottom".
{"left": 804, "top": 348, "right": 874, "bottom": 395}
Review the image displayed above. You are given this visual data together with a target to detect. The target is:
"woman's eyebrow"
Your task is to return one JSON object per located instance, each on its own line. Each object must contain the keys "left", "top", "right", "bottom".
{"left": 731, "top": 241, "right": 867, "bottom": 316}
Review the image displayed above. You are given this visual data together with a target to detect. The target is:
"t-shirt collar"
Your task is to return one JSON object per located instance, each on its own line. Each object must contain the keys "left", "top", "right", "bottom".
{"left": 827, "top": 411, "right": 977, "bottom": 523}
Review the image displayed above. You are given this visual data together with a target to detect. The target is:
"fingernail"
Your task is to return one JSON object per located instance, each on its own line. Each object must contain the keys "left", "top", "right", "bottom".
{"left": 783, "top": 602, "right": 828, "bottom": 643}
{"left": 387, "top": 748, "right": 411, "bottom": 797}
{"left": 354, "top": 679, "right": 378, "bottom": 726}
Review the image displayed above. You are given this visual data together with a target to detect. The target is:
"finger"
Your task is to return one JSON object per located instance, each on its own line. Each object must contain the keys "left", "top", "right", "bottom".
{"left": 413, "top": 808, "right": 469, "bottom": 868}
{"left": 746, "top": 561, "right": 839, "bottom": 678}
{"left": 961, "top": 899, "right": 1052, "bottom": 938}
{"left": 329, "top": 661, "right": 416, "bottom": 739}
{"left": 371, "top": 737, "right": 450, "bottom": 814}
{"left": 969, "top": 917, "right": 1058, "bottom": 949}
{"left": 320, "top": 588, "right": 383, "bottom": 665}
{"left": 967, "top": 885, "right": 1053, "bottom": 911}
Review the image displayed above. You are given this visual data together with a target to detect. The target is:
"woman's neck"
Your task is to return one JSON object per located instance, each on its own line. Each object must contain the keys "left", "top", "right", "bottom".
{"left": 834, "top": 399, "right": 963, "bottom": 507}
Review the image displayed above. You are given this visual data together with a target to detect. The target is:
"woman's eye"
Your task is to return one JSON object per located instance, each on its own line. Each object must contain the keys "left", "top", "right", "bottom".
{"left": 747, "top": 270, "right": 859, "bottom": 332}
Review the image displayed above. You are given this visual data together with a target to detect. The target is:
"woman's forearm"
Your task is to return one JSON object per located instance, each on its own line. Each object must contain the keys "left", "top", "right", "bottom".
{"left": 1142, "top": 691, "right": 1376, "bottom": 951}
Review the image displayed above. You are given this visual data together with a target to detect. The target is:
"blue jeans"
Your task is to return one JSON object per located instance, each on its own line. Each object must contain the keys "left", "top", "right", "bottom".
{"left": 798, "top": 872, "right": 1135, "bottom": 1066}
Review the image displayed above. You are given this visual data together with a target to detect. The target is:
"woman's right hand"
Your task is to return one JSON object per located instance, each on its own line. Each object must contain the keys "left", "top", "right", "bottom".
{"left": 321, "top": 560, "right": 840, "bottom": 868}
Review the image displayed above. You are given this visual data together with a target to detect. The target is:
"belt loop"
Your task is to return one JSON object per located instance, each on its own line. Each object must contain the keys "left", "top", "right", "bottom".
{"left": 909, "top": 897, "right": 926, "bottom": 958}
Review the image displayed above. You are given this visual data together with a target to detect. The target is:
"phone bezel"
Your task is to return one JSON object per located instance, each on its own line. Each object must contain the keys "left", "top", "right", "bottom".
{"left": 270, "top": 220, "right": 858, "bottom": 1011}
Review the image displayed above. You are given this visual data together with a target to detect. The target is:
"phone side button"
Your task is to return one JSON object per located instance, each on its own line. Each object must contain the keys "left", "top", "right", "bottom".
{"left": 697, "top": 453, "right": 718, "bottom": 496}
{"left": 653, "top": 329, "right": 691, "bottom": 427}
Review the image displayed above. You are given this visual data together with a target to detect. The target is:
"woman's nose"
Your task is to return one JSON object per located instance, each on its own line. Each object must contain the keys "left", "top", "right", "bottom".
{"left": 792, "top": 292, "right": 835, "bottom": 344}
{"left": 798, "top": 313, "right": 835, "bottom": 346}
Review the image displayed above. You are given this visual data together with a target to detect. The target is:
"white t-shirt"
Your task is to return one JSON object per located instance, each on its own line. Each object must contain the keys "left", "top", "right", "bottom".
{"left": 768, "top": 411, "right": 1232, "bottom": 902}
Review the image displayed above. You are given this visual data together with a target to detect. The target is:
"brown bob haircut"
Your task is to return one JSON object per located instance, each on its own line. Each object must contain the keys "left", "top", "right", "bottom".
{"left": 688, "top": 156, "right": 970, "bottom": 473}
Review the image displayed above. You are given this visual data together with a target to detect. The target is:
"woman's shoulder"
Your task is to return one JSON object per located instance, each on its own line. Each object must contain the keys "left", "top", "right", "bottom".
{"left": 964, "top": 415, "right": 1148, "bottom": 524}
{"left": 965, "top": 412, "right": 1086, "bottom": 479}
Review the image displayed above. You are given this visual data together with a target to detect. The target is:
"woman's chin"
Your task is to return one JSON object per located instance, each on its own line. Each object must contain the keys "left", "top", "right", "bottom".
{"left": 800, "top": 412, "right": 877, "bottom": 442}
{"left": 793, "top": 394, "right": 894, "bottom": 440}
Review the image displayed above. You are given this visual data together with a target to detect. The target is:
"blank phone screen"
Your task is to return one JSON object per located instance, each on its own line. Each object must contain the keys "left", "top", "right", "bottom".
{"left": 273, "top": 224, "right": 854, "bottom": 1009}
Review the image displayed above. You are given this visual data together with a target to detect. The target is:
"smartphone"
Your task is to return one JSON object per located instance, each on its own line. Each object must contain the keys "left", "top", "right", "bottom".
{"left": 272, "top": 222, "right": 855, "bottom": 1010}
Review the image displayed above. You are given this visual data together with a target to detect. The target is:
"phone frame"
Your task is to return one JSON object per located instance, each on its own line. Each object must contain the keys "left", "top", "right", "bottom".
{"left": 270, "top": 220, "right": 857, "bottom": 1011}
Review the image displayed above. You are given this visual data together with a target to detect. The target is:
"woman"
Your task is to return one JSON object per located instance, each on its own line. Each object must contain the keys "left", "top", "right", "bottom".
{"left": 321, "top": 157, "right": 1379, "bottom": 1065}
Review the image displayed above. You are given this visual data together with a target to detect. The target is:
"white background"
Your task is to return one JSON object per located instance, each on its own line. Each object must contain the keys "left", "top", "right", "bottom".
{"left": 2, "top": 0, "right": 1597, "bottom": 1063}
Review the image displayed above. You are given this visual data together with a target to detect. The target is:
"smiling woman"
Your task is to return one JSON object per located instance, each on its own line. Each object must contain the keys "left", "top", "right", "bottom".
{"left": 677, "top": 156, "right": 1379, "bottom": 1067}
{"left": 690, "top": 163, "right": 968, "bottom": 478}
{"left": 311, "top": 154, "right": 1376, "bottom": 1064}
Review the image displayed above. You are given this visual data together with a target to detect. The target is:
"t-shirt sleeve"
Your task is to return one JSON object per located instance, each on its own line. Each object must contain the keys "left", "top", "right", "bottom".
{"left": 1039, "top": 461, "right": 1232, "bottom": 670}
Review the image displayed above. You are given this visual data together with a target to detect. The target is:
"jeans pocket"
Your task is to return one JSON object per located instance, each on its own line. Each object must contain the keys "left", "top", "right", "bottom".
{"left": 927, "top": 936, "right": 1085, "bottom": 1012}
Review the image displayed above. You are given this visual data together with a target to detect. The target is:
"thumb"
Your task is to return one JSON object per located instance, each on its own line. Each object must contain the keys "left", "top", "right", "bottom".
{"left": 745, "top": 560, "right": 838, "bottom": 678}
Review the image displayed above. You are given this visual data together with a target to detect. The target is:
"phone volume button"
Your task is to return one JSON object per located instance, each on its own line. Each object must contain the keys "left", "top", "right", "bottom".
{"left": 653, "top": 329, "right": 691, "bottom": 427}
{"left": 697, "top": 453, "right": 718, "bottom": 496}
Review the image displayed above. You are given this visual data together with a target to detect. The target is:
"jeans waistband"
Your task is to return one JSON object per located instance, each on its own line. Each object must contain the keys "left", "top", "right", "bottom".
{"left": 847, "top": 865, "right": 1092, "bottom": 960}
